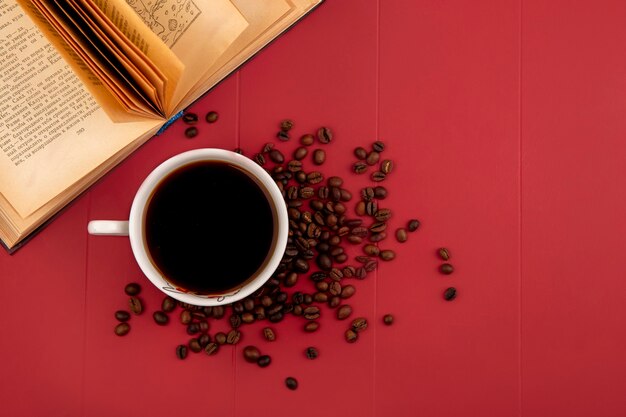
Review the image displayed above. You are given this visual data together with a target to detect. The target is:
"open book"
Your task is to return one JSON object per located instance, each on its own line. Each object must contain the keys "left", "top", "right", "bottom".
{"left": 0, "top": 0, "right": 323, "bottom": 251}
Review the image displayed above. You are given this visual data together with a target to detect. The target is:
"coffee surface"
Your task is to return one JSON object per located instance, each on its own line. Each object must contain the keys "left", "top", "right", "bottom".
{"left": 145, "top": 161, "right": 274, "bottom": 293}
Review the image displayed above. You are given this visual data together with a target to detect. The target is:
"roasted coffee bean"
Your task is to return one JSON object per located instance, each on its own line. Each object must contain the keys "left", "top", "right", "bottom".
{"left": 303, "top": 294, "right": 313, "bottom": 304}
{"left": 303, "top": 306, "right": 320, "bottom": 320}
{"left": 307, "top": 171, "right": 323, "bottom": 184}
{"left": 269, "top": 149, "right": 285, "bottom": 163}
{"left": 335, "top": 203, "right": 347, "bottom": 215}
{"left": 226, "top": 329, "right": 241, "bottom": 344}
{"left": 351, "top": 317, "right": 368, "bottom": 332}
{"left": 277, "top": 131, "right": 290, "bottom": 141}
{"left": 317, "top": 254, "right": 333, "bottom": 271}
{"left": 294, "top": 258, "right": 310, "bottom": 273}
{"left": 329, "top": 281, "right": 342, "bottom": 296}
{"left": 326, "top": 176, "right": 343, "bottom": 187}
{"left": 300, "top": 187, "right": 315, "bottom": 199}
{"left": 176, "top": 344, "right": 188, "bottom": 360}
{"left": 295, "top": 171, "right": 307, "bottom": 183}
{"left": 334, "top": 253, "right": 348, "bottom": 263}
{"left": 366, "top": 151, "right": 380, "bottom": 166}
{"left": 375, "top": 208, "right": 392, "bottom": 222}
{"left": 215, "top": 332, "right": 227, "bottom": 345}
{"left": 269, "top": 312, "right": 284, "bottom": 323}
{"left": 328, "top": 296, "right": 341, "bottom": 308}
{"left": 293, "top": 305, "right": 303, "bottom": 316}
{"left": 373, "top": 186, "right": 387, "bottom": 199}
{"left": 261, "top": 295, "right": 273, "bottom": 307}
{"left": 315, "top": 281, "right": 329, "bottom": 292}
{"left": 243, "top": 298, "right": 255, "bottom": 311}
{"left": 257, "top": 355, "right": 272, "bottom": 368}
{"left": 304, "top": 321, "right": 320, "bottom": 332}
{"left": 440, "top": 263, "right": 454, "bottom": 275}
{"left": 380, "top": 250, "right": 396, "bottom": 261}
{"left": 342, "top": 266, "right": 356, "bottom": 278}
{"left": 355, "top": 201, "right": 366, "bottom": 216}
{"left": 204, "top": 342, "right": 219, "bottom": 355}
{"left": 396, "top": 228, "right": 408, "bottom": 243}
{"left": 371, "top": 171, "right": 386, "bottom": 182}
{"left": 310, "top": 199, "right": 324, "bottom": 211}
{"left": 189, "top": 338, "right": 202, "bottom": 353}
{"left": 381, "top": 159, "right": 394, "bottom": 174}
{"left": 128, "top": 297, "right": 143, "bottom": 315}
{"left": 183, "top": 112, "right": 198, "bottom": 124}
{"left": 383, "top": 314, "right": 394, "bottom": 325}
{"left": 316, "top": 186, "right": 329, "bottom": 200}
{"left": 284, "top": 272, "right": 298, "bottom": 287}
{"left": 280, "top": 119, "right": 294, "bottom": 131}
{"left": 124, "top": 283, "right": 141, "bottom": 296}
{"left": 255, "top": 306, "right": 267, "bottom": 320}
{"left": 354, "top": 147, "right": 368, "bottom": 160}
{"left": 205, "top": 111, "right": 219, "bottom": 123}
{"left": 243, "top": 346, "right": 261, "bottom": 363}
{"left": 355, "top": 267, "right": 367, "bottom": 279}
{"left": 347, "top": 235, "right": 363, "bottom": 244}
{"left": 328, "top": 235, "right": 342, "bottom": 246}
{"left": 365, "top": 201, "right": 378, "bottom": 216}
{"left": 287, "top": 160, "right": 303, "bottom": 172}
{"left": 337, "top": 305, "right": 353, "bottom": 320}
{"left": 263, "top": 142, "right": 275, "bottom": 153}
{"left": 184, "top": 126, "right": 198, "bottom": 138}
{"left": 305, "top": 347, "right": 319, "bottom": 360}
{"left": 114, "top": 322, "right": 130, "bottom": 336}
{"left": 161, "top": 297, "right": 176, "bottom": 312}
{"left": 340, "top": 189, "right": 352, "bottom": 201}
{"left": 153, "top": 311, "right": 169, "bottom": 326}
{"left": 230, "top": 314, "right": 242, "bottom": 329}
{"left": 444, "top": 287, "right": 457, "bottom": 301}
{"left": 330, "top": 246, "right": 344, "bottom": 257}
{"left": 267, "top": 304, "right": 284, "bottom": 316}
{"left": 362, "top": 187, "right": 375, "bottom": 200}
{"left": 353, "top": 161, "right": 368, "bottom": 174}
{"left": 407, "top": 219, "right": 421, "bottom": 232}
{"left": 438, "top": 248, "right": 451, "bottom": 261}
{"left": 254, "top": 153, "right": 266, "bottom": 166}
{"left": 356, "top": 255, "right": 372, "bottom": 264}
{"left": 180, "top": 310, "right": 192, "bottom": 324}
{"left": 212, "top": 306, "right": 225, "bottom": 319}
{"left": 326, "top": 213, "right": 338, "bottom": 226}
{"left": 300, "top": 134, "right": 315, "bottom": 146}
{"left": 317, "top": 126, "right": 333, "bottom": 144}
{"left": 115, "top": 310, "right": 130, "bottom": 322}
{"left": 314, "top": 292, "right": 329, "bottom": 302}
{"left": 370, "top": 232, "right": 387, "bottom": 243}
{"left": 363, "top": 244, "right": 380, "bottom": 256}
{"left": 370, "top": 222, "right": 387, "bottom": 233}
{"left": 241, "top": 312, "right": 255, "bottom": 324}
{"left": 186, "top": 323, "right": 200, "bottom": 335}
{"left": 294, "top": 147, "right": 308, "bottom": 160}
{"left": 263, "top": 327, "right": 276, "bottom": 342}
{"left": 198, "top": 334, "right": 211, "bottom": 347}
{"left": 345, "top": 329, "right": 358, "bottom": 343}
{"left": 372, "top": 140, "right": 385, "bottom": 152}
{"left": 341, "top": 284, "right": 356, "bottom": 299}
{"left": 351, "top": 226, "right": 368, "bottom": 237}
{"left": 233, "top": 302, "right": 245, "bottom": 314}
{"left": 329, "top": 268, "right": 343, "bottom": 281}
{"left": 364, "top": 260, "right": 378, "bottom": 272}
{"left": 329, "top": 186, "right": 341, "bottom": 203}
{"left": 313, "top": 149, "right": 326, "bottom": 165}
{"left": 285, "top": 377, "right": 298, "bottom": 390}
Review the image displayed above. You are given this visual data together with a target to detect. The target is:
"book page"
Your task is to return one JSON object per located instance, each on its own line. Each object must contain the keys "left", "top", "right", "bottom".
{"left": 0, "top": 0, "right": 162, "bottom": 217}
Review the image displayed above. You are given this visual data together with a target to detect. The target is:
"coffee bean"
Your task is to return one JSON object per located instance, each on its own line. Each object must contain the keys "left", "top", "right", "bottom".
{"left": 269, "top": 149, "right": 285, "bottom": 163}
{"left": 215, "top": 332, "right": 227, "bottom": 345}
{"left": 280, "top": 119, "right": 294, "bottom": 131}
{"left": 317, "top": 126, "right": 333, "bottom": 144}
{"left": 128, "top": 297, "right": 143, "bottom": 315}
{"left": 161, "top": 297, "right": 177, "bottom": 312}
{"left": 327, "top": 176, "right": 343, "bottom": 187}
{"left": 369, "top": 232, "right": 387, "bottom": 243}
{"left": 115, "top": 310, "right": 130, "bottom": 322}
{"left": 184, "top": 126, "right": 198, "bottom": 138}
{"left": 363, "top": 244, "right": 380, "bottom": 256}
{"left": 371, "top": 171, "right": 386, "bottom": 182}
{"left": 303, "top": 293, "right": 313, "bottom": 305}
{"left": 444, "top": 287, "right": 457, "bottom": 301}
{"left": 124, "top": 283, "right": 141, "bottom": 296}
{"left": 351, "top": 317, "right": 368, "bottom": 332}
{"left": 230, "top": 314, "right": 242, "bottom": 329}
{"left": 188, "top": 338, "right": 202, "bottom": 353}
{"left": 317, "top": 254, "right": 333, "bottom": 271}
{"left": 153, "top": 311, "right": 169, "bottom": 326}
{"left": 243, "top": 298, "right": 255, "bottom": 311}
{"left": 285, "top": 377, "right": 298, "bottom": 390}
{"left": 284, "top": 272, "right": 298, "bottom": 287}
{"left": 263, "top": 327, "right": 276, "bottom": 341}
{"left": 380, "top": 250, "right": 396, "bottom": 261}
{"left": 355, "top": 267, "right": 367, "bottom": 279}
{"left": 314, "top": 292, "right": 328, "bottom": 302}
{"left": 186, "top": 323, "right": 200, "bottom": 335}
{"left": 383, "top": 314, "right": 394, "bottom": 325}
{"left": 353, "top": 162, "right": 368, "bottom": 174}
{"left": 362, "top": 187, "right": 375, "bottom": 200}
{"left": 277, "top": 131, "right": 290, "bottom": 141}
{"left": 241, "top": 312, "right": 255, "bottom": 323}
{"left": 347, "top": 235, "right": 362, "bottom": 244}
{"left": 373, "top": 186, "right": 387, "bottom": 199}
{"left": 351, "top": 226, "right": 368, "bottom": 237}
{"left": 226, "top": 329, "right": 241, "bottom": 344}
{"left": 310, "top": 271, "right": 328, "bottom": 282}
{"left": 305, "top": 347, "right": 319, "bottom": 359}
{"left": 354, "top": 147, "right": 367, "bottom": 160}
{"left": 304, "top": 321, "right": 319, "bottom": 332}
{"left": 372, "top": 141, "right": 385, "bottom": 152}
{"left": 341, "top": 285, "right": 356, "bottom": 299}
{"left": 294, "top": 258, "right": 310, "bottom": 273}
{"left": 180, "top": 309, "right": 192, "bottom": 324}
{"left": 294, "top": 147, "right": 308, "bottom": 160}
{"left": 328, "top": 296, "right": 341, "bottom": 308}
{"left": 213, "top": 306, "right": 225, "bottom": 319}
{"left": 307, "top": 171, "right": 323, "bottom": 184}
{"left": 176, "top": 344, "right": 188, "bottom": 360}
{"left": 355, "top": 201, "right": 366, "bottom": 216}
{"left": 243, "top": 346, "right": 261, "bottom": 363}
{"left": 300, "top": 134, "right": 314, "bottom": 146}
{"left": 262, "top": 142, "right": 274, "bottom": 153}
{"left": 303, "top": 306, "right": 320, "bottom": 320}
{"left": 114, "top": 322, "right": 130, "bottom": 336}
{"left": 337, "top": 305, "right": 352, "bottom": 320}
{"left": 407, "top": 219, "right": 420, "bottom": 232}
{"left": 366, "top": 151, "right": 380, "bottom": 166}
{"left": 313, "top": 149, "right": 326, "bottom": 165}
{"left": 329, "top": 268, "right": 343, "bottom": 281}
{"left": 365, "top": 201, "right": 378, "bottom": 216}
{"left": 342, "top": 266, "right": 356, "bottom": 278}
{"left": 375, "top": 208, "right": 392, "bottom": 222}
{"left": 329, "top": 281, "right": 342, "bottom": 296}
{"left": 370, "top": 222, "right": 387, "bottom": 233}
{"left": 438, "top": 248, "right": 451, "bottom": 261}
{"left": 381, "top": 159, "right": 394, "bottom": 174}
{"left": 254, "top": 153, "right": 266, "bottom": 166}
{"left": 204, "top": 342, "right": 219, "bottom": 355}
{"left": 440, "top": 263, "right": 454, "bottom": 275}
{"left": 396, "top": 228, "right": 408, "bottom": 243}
{"left": 345, "top": 329, "right": 358, "bottom": 343}
{"left": 183, "top": 112, "right": 198, "bottom": 124}
{"left": 198, "top": 334, "right": 211, "bottom": 347}
{"left": 205, "top": 111, "right": 219, "bottom": 123}
{"left": 364, "top": 260, "right": 378, "bottom": 272}
{"left": 257, "top": 355, "right": 271, "bottom": 368}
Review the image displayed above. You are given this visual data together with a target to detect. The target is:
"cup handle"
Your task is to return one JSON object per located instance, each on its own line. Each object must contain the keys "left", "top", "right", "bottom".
{"left": 88, "top": 220, "right": 129, "bottom": 236}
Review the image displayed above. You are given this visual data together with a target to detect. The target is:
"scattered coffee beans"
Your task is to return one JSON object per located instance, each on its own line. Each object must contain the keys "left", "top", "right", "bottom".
{"left": 280, "top": 119, "right": 294, "bottom": 131}
{"left": 439, "top": 263, "right": 454, "bottom": 275}
{"left": 396, "top": 228, "right": 408, "bottom": 243}
{"left": 407, "top": 219, "right": 420, "bottom": 232}
{"left": 153, "top": 311, "right": 169, "bottom": 325}
{"left": 185, "top": 127, "right": 198, "bottom": 138}
{"left": 438, "top": 248, "right": 450, "bottom": 261}
{"left": 115, "top": 310, "right": 130, "bottom": 322}
{"left": 114, "top": 322, "right": 130, "bottom": 336}
{"left": 243, "top": 346, "right": 261, "bottom": 363}
{"left": 263, "top": 327, "right": 276, "bottom": 342}
{"left": 444, "top": 287, "right": 457, "bottom": 301}
{"left": 124, "top": 283, "right": 141, "bottom": 296}
{"left": 176, "top": 344, "right": 188, "bottom": 360}
{"left": 345, "top": 329, "right": 358, "bottom": 343}
{"left": 257, "top": 355, "right": 272, "bottom": 367}
{"left": 183, "top": 112, "right": 198, "bottom": 124}
{"left": 205, "top": 111, "right": 219, "bottom": 123}
{"left": 383, "top": 314, "right": 394, "bottom": 325}
{"left": 313, "top": 149, "right": 326, "bottom": 165}
{"left": 285, "top": 377, "right": 298, "bottom": 390}
{"left": 128, "top": 297, "right": 143, "bottom": 315}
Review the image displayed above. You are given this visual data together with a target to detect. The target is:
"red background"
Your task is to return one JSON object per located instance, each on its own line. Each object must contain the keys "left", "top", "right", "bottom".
{"left": 2, "top": 1, "right": 626, "bottom": 416}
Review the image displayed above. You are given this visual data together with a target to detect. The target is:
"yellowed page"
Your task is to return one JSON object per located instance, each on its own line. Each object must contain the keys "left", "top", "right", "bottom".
{"left": 0, "top": 1, "right": 162, "bottom": 217}
{"left": 99, "top": 0, "right": 249, "bottom": 112}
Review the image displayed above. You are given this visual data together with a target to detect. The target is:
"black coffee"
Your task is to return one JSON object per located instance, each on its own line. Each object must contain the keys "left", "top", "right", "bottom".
{"left": 145, "top": 161, "right": 274, "bottom": 294}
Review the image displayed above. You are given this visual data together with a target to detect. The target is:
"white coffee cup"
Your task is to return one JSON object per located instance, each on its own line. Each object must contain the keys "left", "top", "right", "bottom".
{"left": 87, "top": 148, "right": 289, "bottom": 306}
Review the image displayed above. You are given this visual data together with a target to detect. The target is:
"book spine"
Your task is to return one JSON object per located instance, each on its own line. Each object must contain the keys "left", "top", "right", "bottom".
{"left": 156, "top": 110, "right": 185, "bottom": 135}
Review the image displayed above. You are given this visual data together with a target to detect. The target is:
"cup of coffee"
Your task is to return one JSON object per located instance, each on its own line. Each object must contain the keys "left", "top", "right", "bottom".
{"left": 88, "top": 148, "right": 289, "bottom": 306}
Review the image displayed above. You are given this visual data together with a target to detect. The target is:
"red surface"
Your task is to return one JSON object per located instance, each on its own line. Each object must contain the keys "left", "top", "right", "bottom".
{"left": 2, "top": 1, "right": 626, "bottom": 416}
